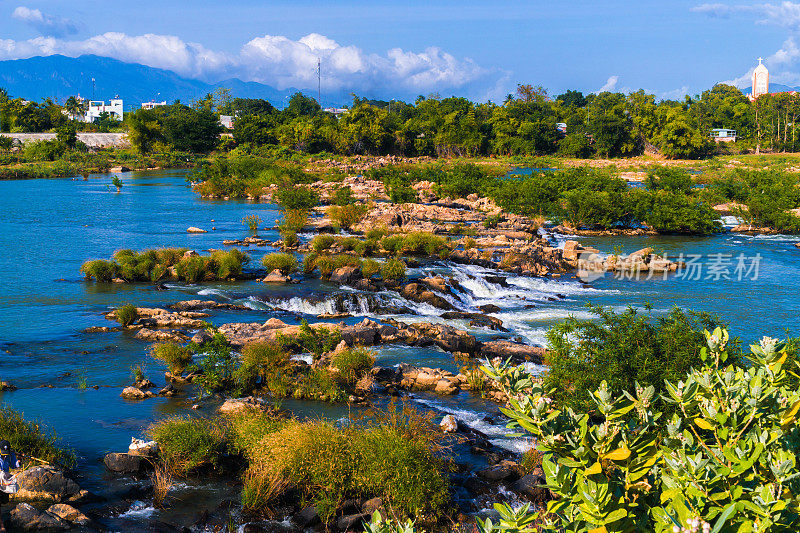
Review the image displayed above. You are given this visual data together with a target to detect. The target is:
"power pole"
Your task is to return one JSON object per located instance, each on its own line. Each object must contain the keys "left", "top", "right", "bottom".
{"left": 317, "top": 58, "right": 321, "bottom": 106}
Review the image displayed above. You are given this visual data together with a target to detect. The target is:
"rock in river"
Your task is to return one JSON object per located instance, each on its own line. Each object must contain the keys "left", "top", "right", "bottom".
{"left": 15, "top": 466, "right": 81, "bottom": 503}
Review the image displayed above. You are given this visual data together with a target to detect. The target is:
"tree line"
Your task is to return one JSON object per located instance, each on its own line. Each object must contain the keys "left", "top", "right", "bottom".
{"left": 4, "top": 82, "right": 800, "bottom": 159}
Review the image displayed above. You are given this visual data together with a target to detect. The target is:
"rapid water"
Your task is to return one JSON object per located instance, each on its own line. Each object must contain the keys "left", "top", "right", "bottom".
{"left": 1, "top": 170, "right": 798, "bottom": 527}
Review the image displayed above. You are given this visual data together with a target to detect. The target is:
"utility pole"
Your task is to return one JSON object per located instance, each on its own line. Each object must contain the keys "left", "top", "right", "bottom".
{"left": 317, "top": 58, "right": 321, "bottom": 106}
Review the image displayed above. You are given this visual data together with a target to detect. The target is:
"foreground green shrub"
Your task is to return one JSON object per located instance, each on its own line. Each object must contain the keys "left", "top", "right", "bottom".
{"left": 544, "top": 306, "right": 735, "bottom": 412}
{"left": 150, "top": 342, "right": 194, "bottom": 375}
{"left": 241, "top": 406, "right": 448, "bottom": 522}
{"left": 148, "top": 416, "right": 228, "bottom": 475}
{"left": 262, "top": 253, "right": 297, "bottom": 275}
{"left": 0, "top": 407, "right": 76, "bottom": 469}
{"left": 381, "top": 258, "right": 406, "bottom": 281}
{"left": 482, "top": 328, "right": 800, "bottom": 533}
{"left": 331, "top": 347, "right": 376, "bottom": 385}
{"left": 114, "top": 303, "right": 139, "bottom": 326}
{"left": 233, "top": 342, "right": 291, "bottom": 395}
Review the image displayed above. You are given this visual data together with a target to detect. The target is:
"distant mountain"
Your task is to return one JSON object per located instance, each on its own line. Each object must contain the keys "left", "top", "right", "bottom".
{"left": 0, "top": 55, "right": 306, "bottom": 110}
{"left": 741, "top": 83, "right": 800, "bottom": 95}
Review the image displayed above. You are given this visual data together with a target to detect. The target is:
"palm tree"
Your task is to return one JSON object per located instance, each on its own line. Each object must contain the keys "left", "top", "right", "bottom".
{"left": 64, "top": 96, "right": 85, "bottom": 121}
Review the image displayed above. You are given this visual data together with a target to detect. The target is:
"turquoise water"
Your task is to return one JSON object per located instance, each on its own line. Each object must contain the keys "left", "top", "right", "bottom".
{"left": 0, "top": 170, "right": 798, "bottom": 526}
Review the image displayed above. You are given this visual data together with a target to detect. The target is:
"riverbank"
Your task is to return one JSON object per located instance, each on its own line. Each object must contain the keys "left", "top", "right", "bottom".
{"left": 0, "top": 148, "right": 199, "bottom": 180}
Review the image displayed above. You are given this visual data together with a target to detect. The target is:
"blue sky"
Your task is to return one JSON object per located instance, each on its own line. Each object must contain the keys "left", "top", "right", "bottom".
{"left": 1, "top": 0, "right": 797, "bottom": 101}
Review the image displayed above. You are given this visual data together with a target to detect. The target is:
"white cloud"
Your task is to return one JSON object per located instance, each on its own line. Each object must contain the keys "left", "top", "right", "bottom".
{"left": 0, "top": 31, "right": 499, "bottom": 98}
{"left": 597, "top": 75, "right": 619, "bottom": 93}
{"left": 12, "top": 7, "right": 79, "bottom": 37}
{"left": 691, "top": 3, "right": 739, "bottom": 17}
{"left": 695, "top": 2, "right": 800, "bottom": 90}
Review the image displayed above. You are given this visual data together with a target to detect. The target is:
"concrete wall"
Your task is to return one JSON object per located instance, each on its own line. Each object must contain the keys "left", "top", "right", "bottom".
{"left": 2, "top": 132, "right": 129, "bottom": 148}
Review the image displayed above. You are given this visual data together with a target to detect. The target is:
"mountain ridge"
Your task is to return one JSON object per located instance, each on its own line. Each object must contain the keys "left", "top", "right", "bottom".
{"left": 0, "top": 54, "right": 310, "bottom": 109}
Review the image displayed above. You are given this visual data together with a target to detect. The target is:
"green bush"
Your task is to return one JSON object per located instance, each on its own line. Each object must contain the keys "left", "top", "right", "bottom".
{"left": 148, "top": 416, "right": 228, "bottom": 475}
{"left": 0, "top": 407, "right": 76, "bottom": 469}
{"left": 114, "top": 303, "right": 139, "bottom": 326}
{"left": 362, "top": 258, "right": 381, "bottom": 278}
{"left": 332, "top": 347, "right": 376, "bottom": 385}
{"left": 329, "top": 203, "right": 369, "bottom": 230}
{"left": 190, "top": 332, "right": 236, "bottom": 395}
{"left": 262, "top": 253, "right": 297, "bottom": 275}
{"left": 481, "top": 328, "right": 800, "bottom": 533}
{"left": 82, "top": 248, "right": 248, "bottom": 283}
{"left": 293, "top": 368, "right": 345, "bottom": 402}
{"left": 241, "top": 407, "right": 448, "bottom": 523}
{"left": 274, "top": 185, "right": 319, "bottom": 210}
{"left": 544, "top": 306, "right": 736, "bottom": 413}
{"left": 80, "top": 259, "right": 119, "bottom": 282}
{"left": 311, "top": 234, "right": 336, "bottom": 252}
{"left": 233, "top": 341, "right": 291, "bottom": 395}
{"left": 332, "top": 185, "right": 356, "bottom": 206}
{"left": 315, "top": 256, "right": 335, "bottom": 278}
{"left": 176, "top": 255, "right": 207, "bottom": 283}
{"left": 150, "top": 342, "right": 193, "bottom": 375}
{"left": 292, "top": 320, "right": 342, "bottom": 359}
{"left": 381, "top": 258, "right": 407, "bottom": 281}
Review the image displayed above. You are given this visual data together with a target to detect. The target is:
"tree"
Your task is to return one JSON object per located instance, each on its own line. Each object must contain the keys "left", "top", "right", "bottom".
{"left": 516, "top": 84, "right": 549, "bottom": 103}
{"left": 556, "top": 89, "right": 587, "bottom": 108}
{"left": 285, "top": 93, "right": 321, "bottom": 117}
{"left": 159, "top": 104, "right": 222, "bottom": 152}
{"left": 127, "top": 109, "right": 163, "bottom": 154}
{"left": 63, "top": 96, "right": 85, "bottom": 121}
{"left": 233, "top": 114, "right": 277, "bottom": 146}
{"left": 659, "top": 108, "right": 713, "bottom": 159}
{"left": 587, "top": 92, "right": 641, "bottom": 158}
{"left": 95, "top": 111, "right": 120, "bottom": 133}
{"left": 56, "top": 124, "right": 78, "bottom": 150}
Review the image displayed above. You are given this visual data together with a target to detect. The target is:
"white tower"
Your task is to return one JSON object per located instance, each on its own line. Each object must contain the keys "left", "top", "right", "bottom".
{"left": 752, "top": 57, "right": 769, "bottom": 100}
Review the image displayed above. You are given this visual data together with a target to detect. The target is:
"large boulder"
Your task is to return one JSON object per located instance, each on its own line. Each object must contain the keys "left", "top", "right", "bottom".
{"left": 120, "top": 386, "right": 153, "bottom": 400}
{"left": 46, "top": 503, "right": 91, "bottom": 526}
{"left": 9, "top": 503, "right": 69, "bottom": 531}
{"left": 15, "top": 467, "right": 80, "bottom": 503}
{"left": 218, "top": 397, "right": 267, "bottom": 415}
{"left": 440, "top": 414, "right": 458, "bottom": 433}
{"left": 513, "top": 471, "right": 550, "bottom": 504}
{"left": 329, "top": 266, "right": 362, "bottom": 284}
{"left": 340, "top": 319, "right": 380, "bottom": 346}
{"left": 400, "top": 283, "right": 455, "bottom": 311}
{"left": 262, "top": 269, "right": 289, "bottom": 283}
{"left": 480, "top": 341, "right": 546, "bottom": 365}
{"left": 103, "top": 452, "right": 148, "bottom": 474}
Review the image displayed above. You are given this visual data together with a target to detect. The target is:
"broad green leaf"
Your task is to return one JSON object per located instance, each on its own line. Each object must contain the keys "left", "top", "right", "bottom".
{"left": 695, "top": 417, "right": 714, "bottom": 430}
{"left": 605, "top": 447, "right": 631, "bottom": 461}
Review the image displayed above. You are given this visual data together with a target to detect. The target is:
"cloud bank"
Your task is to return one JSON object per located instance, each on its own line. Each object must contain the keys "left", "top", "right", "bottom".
{"left": 0, "top": 30, "right": 501, "bottom": 98}
{"left": 12, "top": 7, "right": 80, "bottom": 37}
{"left": 694, "top": 2, "right": 800, "bottom": 88}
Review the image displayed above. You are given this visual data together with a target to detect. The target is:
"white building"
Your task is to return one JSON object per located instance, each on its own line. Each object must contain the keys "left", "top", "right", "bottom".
{"left": 85, "top": 99, "right": 123, "bottom": 122}
{"left": 710, "top": 128, "right": 737, "bottom": 142}
{"left": 141, "top": 101, "right": 167, "bottom": 110}
{"left": 219, "top": 115, "right": 234, "bottom": 129}
{"left": 749, "top": 58, "right": 769, "bottom": 101}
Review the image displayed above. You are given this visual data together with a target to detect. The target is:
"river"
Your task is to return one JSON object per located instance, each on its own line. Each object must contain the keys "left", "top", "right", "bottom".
{"left": 1, "top": 169, "right": 798, "bottom": 529}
